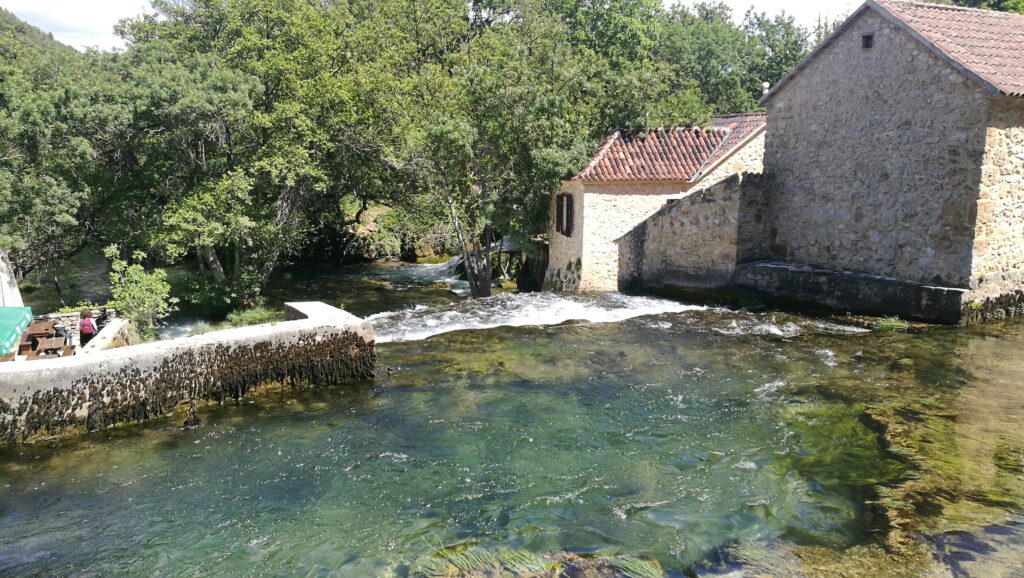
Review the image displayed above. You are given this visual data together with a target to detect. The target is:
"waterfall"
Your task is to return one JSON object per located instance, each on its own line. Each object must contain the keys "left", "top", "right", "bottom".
{"left": 368, "top": 292, "right": 704, "bottom": 343}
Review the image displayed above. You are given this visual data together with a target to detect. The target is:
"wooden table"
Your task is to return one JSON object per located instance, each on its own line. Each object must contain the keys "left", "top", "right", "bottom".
{"left": 26, "top": 321, "right": 56, "bottom": 338}
{"left": 35, "top": 337, "right": 66, "bottom": 354}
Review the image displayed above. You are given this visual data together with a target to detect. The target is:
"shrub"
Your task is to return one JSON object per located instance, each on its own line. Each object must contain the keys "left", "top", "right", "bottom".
{"left": 104, "top": 245, "right": 177, "bottom": 341}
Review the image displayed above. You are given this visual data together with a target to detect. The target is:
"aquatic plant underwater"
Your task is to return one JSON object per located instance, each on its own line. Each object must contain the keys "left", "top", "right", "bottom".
{"left": 2, "top": 264, "right": 1023, "bottom": 576}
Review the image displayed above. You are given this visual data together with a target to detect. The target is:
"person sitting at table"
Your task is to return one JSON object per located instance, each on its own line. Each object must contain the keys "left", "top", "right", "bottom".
{"left": 53, "top": 320, "right": 72, "bottom": 346}
{"left": 79, "top": 310, "right": 98, "bottom": 346}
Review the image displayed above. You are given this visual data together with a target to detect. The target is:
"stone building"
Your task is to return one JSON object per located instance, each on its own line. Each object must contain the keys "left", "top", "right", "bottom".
{"left": 619, "top": 0, "right": 1024, "bottom": 324}
{"left": 545, "top": 113, "right": 766, "bottom": 291}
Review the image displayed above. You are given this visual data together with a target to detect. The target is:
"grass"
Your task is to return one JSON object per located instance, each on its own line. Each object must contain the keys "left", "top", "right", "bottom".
{"left": 874, "top": 316, "right": 910, "bottom": 332}
{"left": 611, "top": 556, "right": 664, "bottom": 578}
{"left": 415, "top": 545, "right": 556, "bottom": 577}
{"left": 188, "top": 322, "right": 217, "bottom": 337}
{"left": 225, "top": 307, "right": 283, "bottom": 327}
{"left": 185, "top": 307, "right": 284, "bottom": 337}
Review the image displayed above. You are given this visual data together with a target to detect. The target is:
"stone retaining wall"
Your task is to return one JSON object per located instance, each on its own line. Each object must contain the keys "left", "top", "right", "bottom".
{"left": 0, "top": 302, "right": 375, "bottom": 443}
{"left": 618, "top": 174, "right": 769, "bottom": 292}
{"left": 735, "top": 261, "right": 968, "bottom": 323}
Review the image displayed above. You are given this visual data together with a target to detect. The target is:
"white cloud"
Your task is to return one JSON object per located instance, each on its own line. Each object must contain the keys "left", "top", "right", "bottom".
{"left": 4, "top": 0, "right": 862, "bottom": 52}
{"left": 2, "top": 0, "right": 151, "bottom": 51}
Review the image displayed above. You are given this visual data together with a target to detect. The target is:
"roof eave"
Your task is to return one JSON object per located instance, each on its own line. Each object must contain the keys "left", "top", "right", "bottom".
{"left": 759, "top": 2, "right": 875, "bottom": 106}
{"left": 759, "top": 0, "right": 1005, "bottom": 106}
{"left": 869, "top": 0, "right": 1002, "bottom": 97}
{"left": 573, "top": 178, "right": 696, "bottom": 186}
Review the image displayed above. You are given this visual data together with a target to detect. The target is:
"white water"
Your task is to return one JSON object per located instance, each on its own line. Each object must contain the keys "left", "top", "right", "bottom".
{"left": 368, "top": 292, "right": 706, "bottom": 343}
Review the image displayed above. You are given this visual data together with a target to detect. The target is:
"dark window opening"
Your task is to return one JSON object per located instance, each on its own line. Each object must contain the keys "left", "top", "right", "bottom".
{"left": 862, "top": 34, "right": 874, "bottom": 49}
{"left": 555, "top": 194, "right": 574, "bottom": 237}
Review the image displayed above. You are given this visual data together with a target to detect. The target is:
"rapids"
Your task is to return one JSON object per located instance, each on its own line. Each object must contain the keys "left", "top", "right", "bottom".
{"left": 2, "top": 262, "right": 1023, "bottom": 577}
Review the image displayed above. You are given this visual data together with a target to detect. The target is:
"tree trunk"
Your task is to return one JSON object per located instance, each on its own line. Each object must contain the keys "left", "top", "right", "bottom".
{"left": 233, "top": 239, "right": 241, "bottom": 282}
{"left": 198, "top": 245, "right": 228, "bottom": 285}
{"left": 448, "top": 199, "right": 491, "bottom": 298}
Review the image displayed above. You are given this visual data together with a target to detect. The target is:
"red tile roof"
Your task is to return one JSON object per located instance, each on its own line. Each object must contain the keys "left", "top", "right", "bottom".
{"left": 877, "top": 0, "right": 1024, "bottom": 97}
{"left": 762, "top": 0, "right": 1024, "bottom": 102}
{"left": 573, "top": 113, "right": 766, "bottom": 183}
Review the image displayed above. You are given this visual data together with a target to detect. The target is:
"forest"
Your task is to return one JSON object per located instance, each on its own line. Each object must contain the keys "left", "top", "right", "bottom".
{"left": 0, "top": 0, "right": 1012, "bottom": 312}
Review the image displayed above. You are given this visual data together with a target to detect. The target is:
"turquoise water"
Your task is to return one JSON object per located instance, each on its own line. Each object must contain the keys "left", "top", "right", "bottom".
{"left": 2, "top": 264, "right": 1024, "bottom": 576}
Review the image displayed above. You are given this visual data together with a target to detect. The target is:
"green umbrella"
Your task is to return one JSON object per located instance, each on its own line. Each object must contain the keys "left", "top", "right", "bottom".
{"left": 0, "top": 307, "right": 32, "bottom": 356}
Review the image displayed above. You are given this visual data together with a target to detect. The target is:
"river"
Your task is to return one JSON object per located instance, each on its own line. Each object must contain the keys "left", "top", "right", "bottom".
{"left": 2, "top": 262, "right": 1023, "bottom": 577}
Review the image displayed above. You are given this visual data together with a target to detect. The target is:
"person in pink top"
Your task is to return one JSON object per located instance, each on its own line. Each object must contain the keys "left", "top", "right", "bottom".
{"left": 79, "top": 310, "right": 98, "bottom": 346}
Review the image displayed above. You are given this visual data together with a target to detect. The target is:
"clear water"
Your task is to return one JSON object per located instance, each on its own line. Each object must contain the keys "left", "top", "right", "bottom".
{"left": 3, "top": 264, "right": 1024, "bottom": 576}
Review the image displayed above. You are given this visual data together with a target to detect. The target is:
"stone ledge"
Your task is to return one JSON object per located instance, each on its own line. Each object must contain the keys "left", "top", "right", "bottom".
{"left": 735, "top": 260, "right": 968, "bottom": 323}
{"left": 0, "top": 302, "right": 376, "bottom": 443}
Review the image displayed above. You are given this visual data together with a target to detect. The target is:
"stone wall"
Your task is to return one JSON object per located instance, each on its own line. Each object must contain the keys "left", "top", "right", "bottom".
{"left": 544, "top": 181, "right": 585, "bottom": 291}
{"left": 973, "top": 97, "right": 1024, "bottom": 289}
{"left": 735, "top": 260, "right": 968, "bottom": 323}
{"left": 618, "top": 174, "right": 770, "bottom": 293}
{"left": 580, "top": 184, "right": 681, "bottom": 291}
{"left": 699, "top": 132, "right": 766, "bottom": 187}
{"left": 80, "top": 318, "right": 141, "bottom": 353}
{"left": 0, "top": 302, "right": 375, "bottom": 443}
{"left": 764, "top": 9, "right": 988, "bottom": 288}
{"left": 544, "top": 181, "right": 683, "bottom": 292}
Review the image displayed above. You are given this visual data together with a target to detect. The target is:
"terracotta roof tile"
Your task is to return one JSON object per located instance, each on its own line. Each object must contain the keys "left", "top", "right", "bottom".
{"left": 877, "top": 0, "right": 1024, "bottom": 97}
{"left": 574, "top": 127, "right": 729, "bottom": 182}
{"left": 574, "top": 113, "right": 767, "bottom": 183}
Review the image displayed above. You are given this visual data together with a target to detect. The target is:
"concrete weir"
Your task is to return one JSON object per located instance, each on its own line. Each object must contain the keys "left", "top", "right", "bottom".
{"left": 0, "top": 302, "right": 375, "bottom": 444}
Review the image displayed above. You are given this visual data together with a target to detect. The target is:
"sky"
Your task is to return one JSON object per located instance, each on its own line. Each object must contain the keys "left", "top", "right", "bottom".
{"left": 2, "top": 0, "right": 861, "bottom": 52}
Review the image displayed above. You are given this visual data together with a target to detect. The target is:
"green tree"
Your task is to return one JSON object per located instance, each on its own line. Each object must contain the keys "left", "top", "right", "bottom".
{"left": 935, "top": 0, "right": 1024, "bottom": 13}
{"left": 742, "top": 10, "right": 811, "bottom": 98}
{"left": 104, "top": 245, "right": 176, "bottom": 340}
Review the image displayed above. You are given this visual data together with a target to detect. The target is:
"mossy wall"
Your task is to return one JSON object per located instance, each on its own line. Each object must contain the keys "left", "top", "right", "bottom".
{"left": 0, "top": 304, "right": 375, "bottom": 443}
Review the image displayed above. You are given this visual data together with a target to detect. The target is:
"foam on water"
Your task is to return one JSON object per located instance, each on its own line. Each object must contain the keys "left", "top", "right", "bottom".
{"left": 368, "top": 292, "right": 705, "bottom": 343}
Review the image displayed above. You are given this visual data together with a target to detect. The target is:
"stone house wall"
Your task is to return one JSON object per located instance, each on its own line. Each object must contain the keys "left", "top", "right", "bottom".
{"left": 546, "top": 134, "right": 766, "bottom": 293}
{"left": 973, "top": 97, "right": 1024, "bottom": 290}
{"left": 580, "top": 184, "right": 682, "bottom": 291}
{"left": 544, "top": 181, "right": 586, "bottom": 291}
{"left": 699, "top": 132, "right": 766, "bottom": 188}
{"left": 764, "top": 9, "right": 989, "bottom": 288}
{"left": 618, "top": 174, "right": 770, "bottom": 292}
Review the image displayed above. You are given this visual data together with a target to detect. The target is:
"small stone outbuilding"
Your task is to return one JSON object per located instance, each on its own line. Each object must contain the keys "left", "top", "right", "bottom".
{"left": 545, "top": 114, "right": 766, "bottom": 291}
{"left": 619, "top": 0, "right": 1024, "bottom": 324}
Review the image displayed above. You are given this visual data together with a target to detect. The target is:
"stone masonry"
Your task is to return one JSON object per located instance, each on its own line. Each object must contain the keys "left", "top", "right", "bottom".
{"left": 619, "top": 174, "right": 769, "bottom": 293}
{"left": 618, "top": 2, "right": 1024, "bottom": 324}
{"left": 546, "top": 131, "right": 766, "bottom": 292}
{"left": 764, "top": 9, "right": 987, "bottom": 288}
